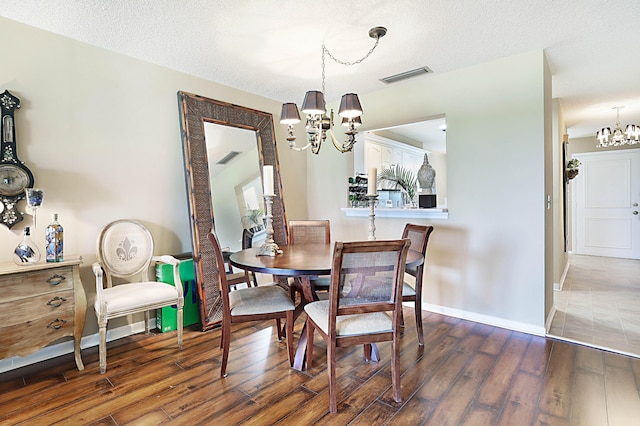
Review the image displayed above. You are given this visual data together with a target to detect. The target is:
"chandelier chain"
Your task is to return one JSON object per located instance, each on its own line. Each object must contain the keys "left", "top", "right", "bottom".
{"left": 280, "top": 27, "right": 387, "bottom": 154}
{"left": 321, "top": 37, "right": 381, "bottom": 95}
{"left": 323, "top": 37, "right": 381, "bottom": 67}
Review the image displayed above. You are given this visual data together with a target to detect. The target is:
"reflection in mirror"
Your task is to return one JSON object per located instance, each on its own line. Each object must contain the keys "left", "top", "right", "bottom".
{"left": 205, "top": 123, "right": 265, "bottom": 252}
{"left": 178, "top": 92, "right": 288, "bottom": 331}
{"left": 354, "top": 117, "right": 447, "bottom": 207}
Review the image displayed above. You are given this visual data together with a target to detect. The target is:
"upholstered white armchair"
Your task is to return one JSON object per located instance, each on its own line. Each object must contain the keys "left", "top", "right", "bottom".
{"left": 92, "top": 219, "right": 184, "bottom": 374}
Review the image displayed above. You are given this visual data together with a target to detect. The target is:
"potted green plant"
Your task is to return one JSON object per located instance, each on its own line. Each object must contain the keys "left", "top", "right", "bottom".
{"left": 241, "top": 208, "right": 264, "bottom": 232}
{"left": 566, "top": 158, "right": 581, "bottom": 181}
{"left": 378, "top": 165, "right": 418, "bottom": 207}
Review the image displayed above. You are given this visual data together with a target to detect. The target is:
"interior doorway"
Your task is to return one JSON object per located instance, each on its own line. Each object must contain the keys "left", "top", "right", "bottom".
{"left": 573, "top": 149, "right": 640, "bottom": 259}
{"left": 549, "top": 148, "right": 640, "bottom": 357}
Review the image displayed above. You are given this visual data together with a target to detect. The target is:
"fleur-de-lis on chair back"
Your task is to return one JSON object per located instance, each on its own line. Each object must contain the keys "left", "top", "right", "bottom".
{"left": 116, "top": 237, "right": 138, "bottom": 261}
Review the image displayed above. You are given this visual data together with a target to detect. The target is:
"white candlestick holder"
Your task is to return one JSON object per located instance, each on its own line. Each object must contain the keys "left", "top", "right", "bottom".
{"left": 256, "top": 194, "right": 283, "bottom": 256}
{"left": 366, "top": 194, "right": 378, "bottom": 241}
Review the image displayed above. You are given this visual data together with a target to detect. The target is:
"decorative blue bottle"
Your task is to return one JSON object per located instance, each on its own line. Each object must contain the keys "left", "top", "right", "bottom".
{"left": 45, "top": 213, "right": 63, "bottom": 262}
{"left": 13, "top": 227, "right": 41, "bottom": 265}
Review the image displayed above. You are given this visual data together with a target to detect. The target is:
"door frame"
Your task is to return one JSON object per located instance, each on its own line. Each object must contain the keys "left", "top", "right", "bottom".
{"left": 571, "top": 148, "right": 640, "bottom": 259}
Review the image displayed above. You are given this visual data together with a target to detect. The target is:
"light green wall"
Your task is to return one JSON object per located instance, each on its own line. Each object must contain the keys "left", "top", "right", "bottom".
{"left": 1, "top": 16, "right": 552, "bottom": 360}
{"left": 0, "top": 17, "right": 307, "bottom": 337}
{"left": 302, "top": 50, "right": 550, "bottom": 332}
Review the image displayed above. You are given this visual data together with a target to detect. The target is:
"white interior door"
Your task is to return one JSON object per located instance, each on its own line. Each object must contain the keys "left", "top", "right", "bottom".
{"left": 573, "top": 149, "right": 640, "bottom": 259}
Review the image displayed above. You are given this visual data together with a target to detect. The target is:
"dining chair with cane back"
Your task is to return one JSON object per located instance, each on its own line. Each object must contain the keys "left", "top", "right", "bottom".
{"left": 222, "top": 228, "right": 258, "bottom": 290}
{"left": 288, "top": 220, "right": 331, "bottom": 299}
{"left": 304, "top": 239, "right": 411, "bottom": 413}
{"left": 92, "top": 219, "right": 184, "bottom": 374}
{"left": 401, "top": 223, "right": 434, "bottom": 346}
{"left": 208, "top": 230, "right": 295, "bottom": 377}
{"left": 240, "top": 228, "right": 258, "bottom": 287}
{"left": 288, "top": 220, "right": 331, "bottom": 245}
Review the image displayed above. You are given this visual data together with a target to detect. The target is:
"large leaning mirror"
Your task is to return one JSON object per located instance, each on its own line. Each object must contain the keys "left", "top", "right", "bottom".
{"left": 178, "top": 92, "right": 288, "bottom": 331}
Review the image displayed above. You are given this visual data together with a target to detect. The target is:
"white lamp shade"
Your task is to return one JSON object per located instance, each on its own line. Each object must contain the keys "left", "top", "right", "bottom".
{"left": 596, "top": 127, "right": 611, "bottom": 143}
{"left": 301, "top": 91, "right": 326, "bottom": 115}
{"left": 280, "top": 103, "right": 301, "bottom": 124}
{"left": 338, "top": 93, "right": 363, "bottom": 118}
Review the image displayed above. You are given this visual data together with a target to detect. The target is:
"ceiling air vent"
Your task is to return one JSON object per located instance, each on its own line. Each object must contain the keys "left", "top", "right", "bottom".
{"left": 216, "top": 151, "right": 240, "bottom": 165}
{"left": 380, "top": 66, "right": 433, "bottom": 84}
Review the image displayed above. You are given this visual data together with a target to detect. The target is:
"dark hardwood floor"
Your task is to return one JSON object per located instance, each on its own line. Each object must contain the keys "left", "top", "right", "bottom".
{"left": 2, "top": 308, "right": 640, "bottom": 425}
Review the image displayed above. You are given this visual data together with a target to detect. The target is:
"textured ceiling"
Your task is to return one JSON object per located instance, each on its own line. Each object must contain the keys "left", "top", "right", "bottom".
{"left": 1, "top": 0, "right": 640, "bottom": 139}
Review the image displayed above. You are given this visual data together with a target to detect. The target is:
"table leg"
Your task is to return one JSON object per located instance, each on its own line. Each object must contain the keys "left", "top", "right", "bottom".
{"left": 291, "top": 276, "right": 316, "bottom": 371}
{"left": 293, "top": 322, "right": 307, "bottom": 371}
{"left": 364, "top": 343, "right": 380, "bottom": 362}
{"left": 299, "top": 277, "right": 317, "bottom": 304}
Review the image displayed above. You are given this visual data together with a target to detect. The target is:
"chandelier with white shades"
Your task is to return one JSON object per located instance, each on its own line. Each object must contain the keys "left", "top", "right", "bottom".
{"left": 280, "top": 27, "right": 387, "bottom": 154}
{"left": 596, "top": 106, "right": 640, "bottom": 147}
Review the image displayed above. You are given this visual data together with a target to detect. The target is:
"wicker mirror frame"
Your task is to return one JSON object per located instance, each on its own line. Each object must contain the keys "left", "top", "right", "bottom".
{"left": 178, "top": 92, "right": 288, "bottom": 331}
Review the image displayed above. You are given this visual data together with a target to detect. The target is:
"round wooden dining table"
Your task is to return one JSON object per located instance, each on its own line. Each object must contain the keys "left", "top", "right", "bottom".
{"left": 229, "top": 242, "right": 424, "bottom": 370}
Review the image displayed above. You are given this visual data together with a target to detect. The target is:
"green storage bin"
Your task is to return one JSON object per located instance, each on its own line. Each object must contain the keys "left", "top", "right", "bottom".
{"left": 156, "top": 258, "right": 200, "bottom": 332}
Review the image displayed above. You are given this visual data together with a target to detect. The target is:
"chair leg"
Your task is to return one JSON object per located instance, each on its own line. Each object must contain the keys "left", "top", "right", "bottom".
{"left": 144, "top": 310, "right": 150, "bottom": 333}
{"left": 364, "top": 344, "right": 372, "bottom": 362}
{"left": 98, "top": 321, "right": 107, "bottom": 374}
{"left": 328, "top": 343, "right": 337, "bottom": 413}
{"left": 414, "top": 269, "right": 425, "bottom": 346}
{"left": 391, "top": 331, "right": 402, "bottom": 403}
{"left": 276, "top": 319, "right": 283, "bottom": 341}
{"left": 177, "top": 306, "right": 184, "bottom": 349}
{"left": 220, "top": 319, "right": 231, "bottom": 377}
{"left": 415, "top": 297, "right": 424, "bottom": 346}
{"left": 286, "top": 311, "right": 294, "bottom": 366}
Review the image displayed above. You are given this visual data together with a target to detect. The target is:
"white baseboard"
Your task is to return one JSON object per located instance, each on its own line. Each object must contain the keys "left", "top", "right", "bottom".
{"left": 545, "top": 305, "right": 558, "bottom": 333}
{"left": 0, "top": 319, "right": 153, "bottom": 374}
{"left": 554, "top": 259, "right": 571, "bottom": 291}
{"left": 420, "top": 303, "right": 546, "bottom": 337}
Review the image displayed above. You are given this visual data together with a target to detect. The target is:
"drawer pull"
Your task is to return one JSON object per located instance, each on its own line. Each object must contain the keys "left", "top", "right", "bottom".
{"left": 47, "top": 319, "right": 67, "bottom": 330}
{"left": 46, "top": 274, "right": 67, "bottom": 286}
{"left": 47, "top": 296, "right": 67, "bottom": 307}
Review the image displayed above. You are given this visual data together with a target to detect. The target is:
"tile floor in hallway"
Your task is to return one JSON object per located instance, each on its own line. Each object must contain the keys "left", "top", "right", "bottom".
{"left": 549, "top": 254, "right": 640, "bottom": 358}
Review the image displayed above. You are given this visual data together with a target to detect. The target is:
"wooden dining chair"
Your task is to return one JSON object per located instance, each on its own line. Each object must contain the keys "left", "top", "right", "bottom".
{"left": 288, "top": 220, "right": 331, "bottom": 299}
{"left": 240, "top": 228, "right": 258, "bottom": 287}
{"left": 401, "top": 223, "right": 434, "bottom": 346}
{"left": 208, "top": 230, "right": 295, "bottom": 377}
{"left": 304, "top": 239, "right": 411, "bottom": 413}
{"left": 288, "top": 220, "right": 331, "bottom": 245}
{"left": 222, "top": 228, "right": 257, "bottom": 289}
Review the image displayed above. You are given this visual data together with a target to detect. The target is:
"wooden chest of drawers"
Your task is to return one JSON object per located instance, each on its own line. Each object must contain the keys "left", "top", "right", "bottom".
{"left": 0, "top": 257, "right": 86, "bottom": 370}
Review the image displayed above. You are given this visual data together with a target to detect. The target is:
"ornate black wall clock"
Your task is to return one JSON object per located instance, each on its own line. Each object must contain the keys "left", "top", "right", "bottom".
{"left": 0, "top": 90, "right": 34, "bottom": 228}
